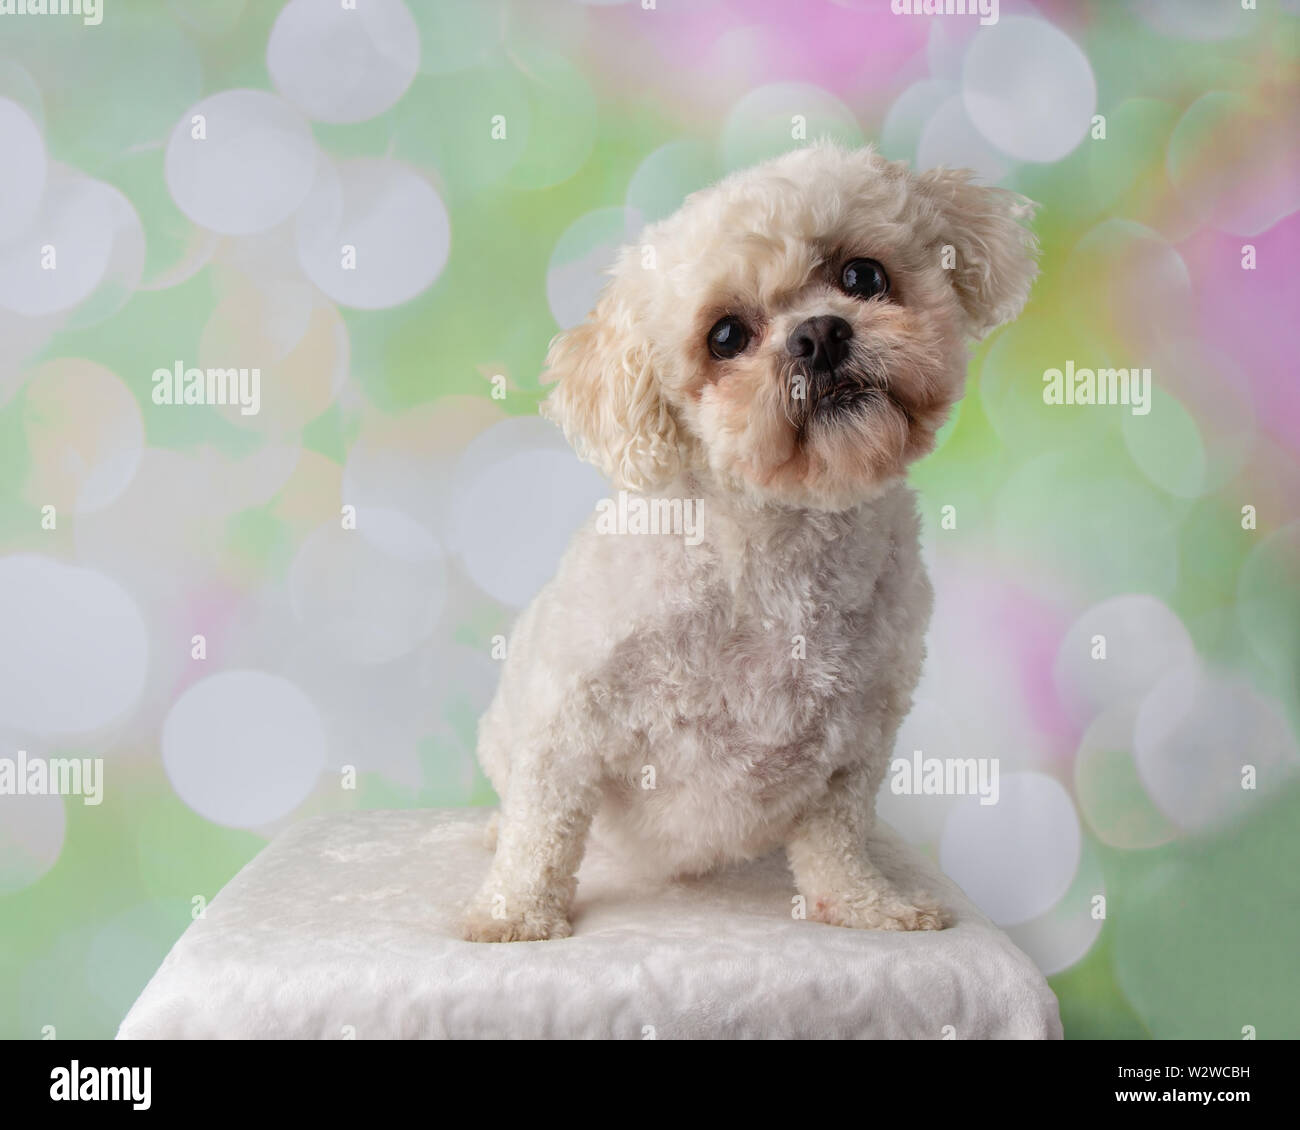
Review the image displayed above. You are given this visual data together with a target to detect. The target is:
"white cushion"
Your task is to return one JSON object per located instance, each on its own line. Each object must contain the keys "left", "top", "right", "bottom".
{"left": 117, "top": 809, "right": 1062, "bottom": 1039}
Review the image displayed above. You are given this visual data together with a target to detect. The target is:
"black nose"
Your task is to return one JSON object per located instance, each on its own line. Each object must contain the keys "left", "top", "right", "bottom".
{"left": 786, "top": 315, "right": 853, "bottom": 371}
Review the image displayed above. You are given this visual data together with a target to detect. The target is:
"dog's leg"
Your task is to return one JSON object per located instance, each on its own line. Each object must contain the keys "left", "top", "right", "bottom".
{"left": 462, "top": 760, "right": 597, "bottom": 942}
{"left": 786, "top": 766, "right": 947, "bottom": 931}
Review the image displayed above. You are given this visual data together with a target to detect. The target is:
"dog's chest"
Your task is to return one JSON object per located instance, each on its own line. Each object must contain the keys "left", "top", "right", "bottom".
{"left": 612, "top": 565, "right": 869, "bottom": 783}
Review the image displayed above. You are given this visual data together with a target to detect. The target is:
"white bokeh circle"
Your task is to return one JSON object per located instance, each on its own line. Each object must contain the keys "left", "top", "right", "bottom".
{"left": 0, "top": 555, "right": 148, "bottom": 736}
{"left": 288, "top": 509, "right": 447, "bottom": 665}
{"left": 880, "top": 78, "right": 956, "bottom": 162}
{"left": 161, "top": 670, "right": 327, "bottom": 828}
{"left": 0, "top": 170, "right": 141, "bottom": 319}
{"left": 940, "top": 771, "right": 1082, "bottom": 927}
{"left": 962, "top": 17, "right": 1096, "bottom": 163}
{"left": 295, "top": 158, "right": 450, "bottom": 309}
{"left": 917, "top": 94, "right": 1008, "bottom": 185}
{"left": 165, "top": 90, "right": 318, "bottom": 235}
{"left": 1005, "top": 842, "right": 1105, "bottom": 976}
{"left": 268, "top": 0, "right": 420, "bottom": 124}
{"left": 0, "top": 97, "right": 45, "bottom": 242}
{"left": 447, "top": 437, "right": 608, "bottom": 608}
{"left": 1052, "top": 594, "right": 1195, "bottom": 727}
{"left": 1134, "top": 661, "right": 1299, "bottom": 834}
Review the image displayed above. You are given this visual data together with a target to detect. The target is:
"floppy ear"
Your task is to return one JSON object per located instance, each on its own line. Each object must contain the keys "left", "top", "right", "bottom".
{"left": 915, "top": 167, "right": 1039, "bottom": 340}
{"left": 540, "top": 276, "right": 681, "bottom": 491}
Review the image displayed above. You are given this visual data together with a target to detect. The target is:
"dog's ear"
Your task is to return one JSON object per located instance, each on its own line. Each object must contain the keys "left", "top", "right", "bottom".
{"left": 915, "top": 167, "right": 1039, "bottom": 340}
{"left": 540, "top": 270, "right": 681, "bottom": 491}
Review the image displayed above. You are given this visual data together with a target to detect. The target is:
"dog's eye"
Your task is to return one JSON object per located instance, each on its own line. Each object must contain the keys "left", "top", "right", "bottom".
{"left": 707, "top": 316, "right": 750, "bottom": 359}
{"left": 840, "top": 258, "right": 889, "bottom": 300}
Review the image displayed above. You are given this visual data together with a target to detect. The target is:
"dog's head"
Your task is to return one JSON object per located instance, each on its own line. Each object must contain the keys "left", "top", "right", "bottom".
{"left": 543, "top": 142, "right": 1038, "bottom": 511}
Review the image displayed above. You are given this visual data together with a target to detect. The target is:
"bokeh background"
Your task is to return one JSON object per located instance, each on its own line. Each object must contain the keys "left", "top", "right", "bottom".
{"left": 1, "top": 0, "right": 1298, "bottom": 1040}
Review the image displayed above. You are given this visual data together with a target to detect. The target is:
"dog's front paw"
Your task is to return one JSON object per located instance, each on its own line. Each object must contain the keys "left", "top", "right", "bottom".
{"left": 461, "top": 895, "right": 572, "bottom": 943}
{"left": 810, "top": 890, "right": 948, "bottom": 932}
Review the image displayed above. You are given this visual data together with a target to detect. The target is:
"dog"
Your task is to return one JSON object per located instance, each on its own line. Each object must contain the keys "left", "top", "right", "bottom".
{"left": 463, "top": 142, "right": 1037, "bottom": 942}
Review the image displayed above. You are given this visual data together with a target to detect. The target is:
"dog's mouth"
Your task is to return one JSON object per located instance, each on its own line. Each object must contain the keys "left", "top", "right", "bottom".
{"left": 812, "top": 379, "right": 878, "bottom": 413}
{"left": 786, "top": 366, "right": 890, "bottom": 429}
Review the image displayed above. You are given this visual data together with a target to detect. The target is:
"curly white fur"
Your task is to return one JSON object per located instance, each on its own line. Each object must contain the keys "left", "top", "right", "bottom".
{"left": 464, "top": 143, "right": 1037, "bottom": 942}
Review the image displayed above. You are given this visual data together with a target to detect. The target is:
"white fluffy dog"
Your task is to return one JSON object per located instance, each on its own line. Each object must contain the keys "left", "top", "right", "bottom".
{"left": 464, "top": 142, "right": 1037, "bottom": 942}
